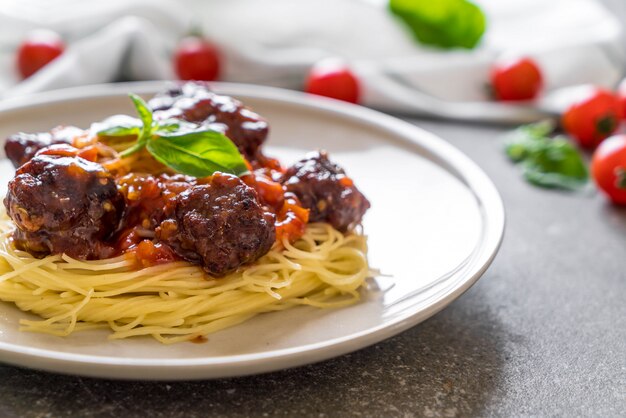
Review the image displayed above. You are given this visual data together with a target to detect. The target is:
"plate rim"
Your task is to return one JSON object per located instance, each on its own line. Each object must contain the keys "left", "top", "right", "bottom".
{"left": 0, "top": 81, "right": 505, "bottom": 379}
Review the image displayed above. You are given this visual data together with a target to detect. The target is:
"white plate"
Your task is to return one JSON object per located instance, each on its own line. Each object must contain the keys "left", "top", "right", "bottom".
{"left": 0, "top": 82, "right": 504, "bottom": 380}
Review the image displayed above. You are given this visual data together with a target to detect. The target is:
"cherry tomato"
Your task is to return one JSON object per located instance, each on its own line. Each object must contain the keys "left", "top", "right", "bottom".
{"left": 490, "top": 57, "right": 543, "bottom": 101}
{"left": 305, "top": 59, "right": 360, "bottom": 104}
{"left": 174, "top": 36, "right": 220, "bottom": 81}
{"left": 16, "top": 29, "right": 65, "bottom": 79}
{"left": 591, "top": 134, "right": 626, "bottom": 204}
{"left": 616, "top": 78, "right": 626, "bottom": 120}
{"left": 562, "top": 87, "right": 621, "bottom": 149}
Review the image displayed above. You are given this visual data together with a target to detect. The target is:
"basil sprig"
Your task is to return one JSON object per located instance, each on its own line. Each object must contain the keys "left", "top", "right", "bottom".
{"left": 97, "top": 93, "right": 248, "bottom": 177}
{"left": 389, "top": 0, "right": 486, "bottom": 49}
{"left": 147, "top": 130, "right": 248, "bottom": 178}
{"left": 504, "top": 121, "right": 589, "bottom": 191}
{"left": 96, "top": 115, "right": 142, "bottom": 137}
{"left": 118, "top": 94, "right": 153, "bottom": 157}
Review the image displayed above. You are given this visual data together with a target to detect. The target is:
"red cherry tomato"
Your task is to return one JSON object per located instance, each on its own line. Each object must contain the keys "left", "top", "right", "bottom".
{"left": 17, "top": 29, "right": 65, "bottom": 79}
{"left": 174, "top": 36, "right": 220, "bottom": 81}
{"left": 305, "top": 60, "right": 360, "bottom": 104}
{"left": 591, "top": 134, "right": 626, "bottom": 204}
{"left": 562, "top": 87, "right": 622, "bottom": 149}
{"left": 616, "top": 78, "right": 626, "bottom": 120}
{"left": 490, "top": 57, "right": 543, "bottom": 101}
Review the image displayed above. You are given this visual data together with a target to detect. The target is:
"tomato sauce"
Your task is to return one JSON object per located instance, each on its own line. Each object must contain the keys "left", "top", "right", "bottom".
{"left": 114, "top": 160, "right": 309, "bottom": 266}
{"left": 129, "top": 240, "right": 179, "bottom": 268}
{"left": 242, "top": 168, "right": 310, "bottom": 244}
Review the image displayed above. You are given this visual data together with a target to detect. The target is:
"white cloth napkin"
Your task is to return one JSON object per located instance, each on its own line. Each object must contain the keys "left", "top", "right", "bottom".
{"left": 0, "top": 0, "right": 623, "bottom": 123}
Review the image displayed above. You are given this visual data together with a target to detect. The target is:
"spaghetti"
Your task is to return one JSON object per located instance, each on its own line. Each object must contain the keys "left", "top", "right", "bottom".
{"left": 0, "top": 216, "right": 369, "bottom": 344}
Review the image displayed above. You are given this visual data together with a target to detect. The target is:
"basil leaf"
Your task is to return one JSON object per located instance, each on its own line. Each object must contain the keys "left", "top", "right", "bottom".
{"left": 154, "top": 119, "right": 201, "bottom": 134}
{"left": 120, "top": 94, "right": 153, "bottom": 157}
{"left": 96, "top": 116, "right": 196, "bottom": 139}
{"left": 95, "top": 115, "right": 142, "bottom": 137}
{"left": 146, "top": 130, "right": 248, "bottom": 177}
{"left": 99, "top": 125, "right": 140, "bottom": 137}
{"left": 504, "top": 120, "right": 555, "bottom": 162}
{"left": 109, "top": 92, "right": 248, "bottom": 178}
{"left": 522, "top": 137, "right": 589, "bottom": 190}
{"left": 389, "top": 0, "right": 486, "bottom": 49}
{"left": 504, "top": 122, "right": 589, "bottom": 191}
{"left": 129, "top": 93, "right": 153, "bottom": 132}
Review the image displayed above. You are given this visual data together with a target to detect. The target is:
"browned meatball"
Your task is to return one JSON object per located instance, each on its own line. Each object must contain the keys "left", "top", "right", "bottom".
{"left": 156, "top": 172, "right": 275, "bottom": 276}
{"left": 149, "top": 82, "right": 269, "bottom": 160}
{"left": 280, "top": 151, "right": 370, "bottom": 231}
{"left": 4, "top": 125, "right": 83, "bottom": 168}
{"left": 4, "top": 149, "right": 124, "bottom": 259}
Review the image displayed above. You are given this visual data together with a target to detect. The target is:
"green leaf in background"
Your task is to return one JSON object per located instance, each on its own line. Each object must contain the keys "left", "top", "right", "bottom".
{"left": 522, "top": 137, "right": 589, "bottom": 190}
{"left": 146, "top": 130, "right": 249, "bottom": 178}
{"left": 504, "top": 120, "right": 555, "bottom": 162}
{"left": 504, "top": 121, "right": 589, "bottom": 191}
{"left": 120, "top": 93, "right": 153, "bottom": 157}
{"left": 389, "top": 0, "right": 486, "bottom": 49}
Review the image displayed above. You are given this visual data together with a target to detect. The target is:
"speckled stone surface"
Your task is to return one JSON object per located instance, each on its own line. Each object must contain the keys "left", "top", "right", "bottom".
{"left": 0, "top": 119, "right": 624, "bottom": 417}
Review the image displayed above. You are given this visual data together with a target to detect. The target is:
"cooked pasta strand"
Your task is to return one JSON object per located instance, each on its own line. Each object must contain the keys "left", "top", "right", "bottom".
{"left": 0, "top": 220, "right": 370, "bottom": 344}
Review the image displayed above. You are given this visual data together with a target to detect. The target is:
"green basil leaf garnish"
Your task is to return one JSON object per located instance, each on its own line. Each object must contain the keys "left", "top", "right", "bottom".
{"left": 129, "top": 93, "right": 153, "bottom": 133}
{"left": 389, "top": 0, "right": 486, "bottom": 49}
{"left": 153, "top": 119, "right": 200, "bottom": 134}
{"left": 99, "top": 125, "right": 140, "bottom": 137}
{"left": 95, "top": 115, "right": 142, "bottom": 137}
{"left": 120, "top": 94, "right": 153, "bottom": 157}
{"left": 100, "top": 92, "right": 248, "bottom": 178}
{"left": 146, "top": 130, "right": 248, "bottom": 177}
{"left": 504, "top": 121, "right": 589, "bottom": 191}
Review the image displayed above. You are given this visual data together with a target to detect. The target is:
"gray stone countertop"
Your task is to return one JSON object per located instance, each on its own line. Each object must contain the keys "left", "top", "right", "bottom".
{"left": 0, "top": 118, "right": 624, "bottom": 417}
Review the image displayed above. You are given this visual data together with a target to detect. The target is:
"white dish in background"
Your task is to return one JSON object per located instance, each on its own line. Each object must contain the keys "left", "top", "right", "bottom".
{"left": 0, "top": 82, "right": 504, "bottom": 380}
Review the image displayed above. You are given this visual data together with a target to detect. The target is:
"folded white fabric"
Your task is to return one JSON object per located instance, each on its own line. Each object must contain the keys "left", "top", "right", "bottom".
{"left": 0, "top": 0, "right": 623, "bottom": 123}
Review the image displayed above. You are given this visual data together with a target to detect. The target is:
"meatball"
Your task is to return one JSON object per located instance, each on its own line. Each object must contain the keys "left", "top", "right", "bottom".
{"left": 280, "top": 151, "right": 370, "bottom": 231}
{"left": 4, "top": 149, "right": 125, "bottom": 259}
{"left": 4, "top": 125, "right": 83, "bottom": 168}
{"left": 149, "top": 82, "right": 269, "bottom": 160}
{"left": 156, "top": 172, "right": 275, "bottom": 276}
